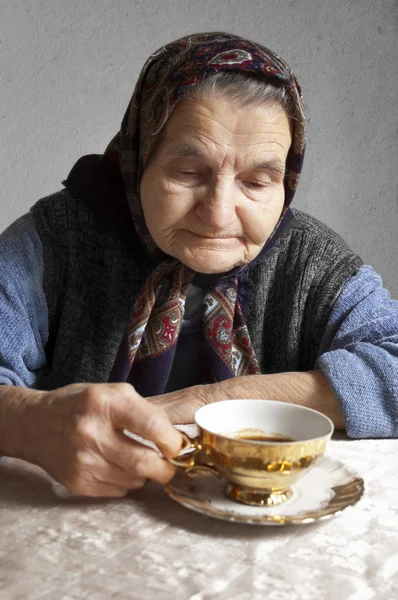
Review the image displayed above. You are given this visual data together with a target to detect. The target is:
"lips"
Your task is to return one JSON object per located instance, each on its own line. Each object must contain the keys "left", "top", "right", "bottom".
{"left": 185, "top": 230, "right": 240, "bottom": 240}
{"left": 180, "top": 230, "right": 243, "bottom": 249}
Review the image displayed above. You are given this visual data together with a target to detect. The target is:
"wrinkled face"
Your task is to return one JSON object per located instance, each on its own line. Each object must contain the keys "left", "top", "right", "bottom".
{"left": 140, "top": 94, "right": 292, "bottom": 273}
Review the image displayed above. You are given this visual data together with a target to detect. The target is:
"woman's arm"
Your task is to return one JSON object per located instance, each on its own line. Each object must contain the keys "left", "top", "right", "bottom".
{"left": 151, "top": 266, "right": 398, "bottom": 438}
{"left": 150, "top": 369, "right": 345, "bottom": 427}
{"left": 0, "top": 382, "right": 182, "bottom": 495}
{"left": 0, "top": 213, "right": 48, "bottom": 387}
{"left": 316, "top": 265, "right": 398, "bottom": 438}
{"left": 0, "top": 215, "right": 183, "bottom": 495}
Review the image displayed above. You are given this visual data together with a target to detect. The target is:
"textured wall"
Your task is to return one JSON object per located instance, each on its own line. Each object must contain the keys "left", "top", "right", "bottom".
{"left": 1, "top": 0, "right": 397, "bottom": 295}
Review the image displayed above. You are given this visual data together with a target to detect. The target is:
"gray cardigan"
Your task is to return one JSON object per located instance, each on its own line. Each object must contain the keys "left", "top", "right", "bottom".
{"left": 30, "top": 190, "right": 362, "bottom": 391}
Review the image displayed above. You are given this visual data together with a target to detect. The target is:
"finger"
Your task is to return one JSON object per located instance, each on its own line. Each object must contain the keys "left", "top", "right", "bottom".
{"left": 102, "top": 431, "right": 177, "bottom": 485}
{"left": 85, "top": 483, "right": 129, "bottom": 498}
{"left": 89, "top": 458, "right": 149, "bottom": 490}
{"left": 65, "top": 450, "right": 149, "bottom": 494}
{"left": 68, "top": 481, "right": 129, "bottom": 498}
{"left": 107, "top": 383, "right": 184, "bottom": 458}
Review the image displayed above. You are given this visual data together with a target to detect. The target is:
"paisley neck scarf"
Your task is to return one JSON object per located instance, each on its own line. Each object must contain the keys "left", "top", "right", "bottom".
{"left": 65, "top": 32, "right": 306, "bottom": 396}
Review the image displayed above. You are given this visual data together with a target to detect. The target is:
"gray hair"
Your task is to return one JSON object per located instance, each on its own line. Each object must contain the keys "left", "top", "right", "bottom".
{"left": 187, "top": 71, "right": 297, "bottom": 123}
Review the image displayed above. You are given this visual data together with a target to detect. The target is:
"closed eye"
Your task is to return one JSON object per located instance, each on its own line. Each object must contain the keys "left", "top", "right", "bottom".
{"left": 175, "top": 169, "right": 200, "bottom": 177}
{"left": 243, "top": 181, "right": 269, "bottom": 189}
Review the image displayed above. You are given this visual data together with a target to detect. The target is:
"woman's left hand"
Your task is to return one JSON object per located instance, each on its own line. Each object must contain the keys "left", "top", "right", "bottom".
{"left": 148, "top": 385, "right": 211, "bottom": 424}
{"left": 148, "top": 371, "right": 346, "bottom": 429}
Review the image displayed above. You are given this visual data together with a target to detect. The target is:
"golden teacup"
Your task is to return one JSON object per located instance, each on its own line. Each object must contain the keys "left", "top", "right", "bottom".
{"left": 169, "top": 400, "right": 334, "bottom": 507}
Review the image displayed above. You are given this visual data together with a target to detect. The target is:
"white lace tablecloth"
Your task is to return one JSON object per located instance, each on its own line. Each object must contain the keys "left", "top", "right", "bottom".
{"left": 1, "top": 434, "right": 397, "bottom": 600}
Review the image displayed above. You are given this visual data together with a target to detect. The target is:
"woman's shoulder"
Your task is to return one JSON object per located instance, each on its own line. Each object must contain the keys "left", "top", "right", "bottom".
{"left": 248, "top": 209, "right": 364, "bottom": 312}
{"left": 275, "top": 209, "right": 363, "bottom": 276}
{"left": 0, "top": 211, "right": 39, "bottom": 251}
{"left": 289, "top": 209, "right": 352, "bottom": 252}
{"left": 0, "top": 212, "right": 43, "bottom": 278}
{"left": 31, "top": 188, "right": 101, "bottom": 238}
{"left": 31, "top": 188, "right": 142, "bottom": 258}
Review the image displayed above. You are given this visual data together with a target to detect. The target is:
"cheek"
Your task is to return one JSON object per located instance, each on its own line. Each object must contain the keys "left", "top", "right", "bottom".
{"left": 241, "top": 191, "right": 284, "bottom": 245}
{"left": 142, "top": 178, "right": 196, "bottom": 232}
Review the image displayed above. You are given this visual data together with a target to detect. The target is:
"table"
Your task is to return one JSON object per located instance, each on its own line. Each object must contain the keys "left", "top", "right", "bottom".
{"left": 1, "top": 434, "right": 397, "bottom": 600}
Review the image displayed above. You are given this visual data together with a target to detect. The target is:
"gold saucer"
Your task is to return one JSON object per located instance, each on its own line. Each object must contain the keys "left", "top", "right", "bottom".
{"left": 164, "top": 456, "right": 364, "bottom": 526}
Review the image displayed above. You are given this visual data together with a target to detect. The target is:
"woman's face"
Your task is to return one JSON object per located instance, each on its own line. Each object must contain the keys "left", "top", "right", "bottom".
{"left": 140, "top": 94, "right": 292, "bottom": 274}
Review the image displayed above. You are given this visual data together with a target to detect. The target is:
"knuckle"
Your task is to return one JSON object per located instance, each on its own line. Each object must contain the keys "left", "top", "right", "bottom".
{"left": 150, "top": 459, "right": 176, "bottom": 485}
{"left": 76, "top": 449, "right": 96, "bottom": 469}
{"left": 142, "top": 409, "right": 166, "bottom": 440}
{"left": 116, "top": 382, "right": 134, "bottom": 395}
{"left": 74, "top": 417, "right": 97, "bottom": 448}
{"left": 131, "top": 447, "right": 150, "bottom": 478}
{"left": 158, "top": 463, "right": 176, "bottom": 485}
{"left": 128, "top": 478, "right": 147, "bottom": 490}
{"left": 112, "top": 487, "right": 129, "bottom": 498}
{"left": 81, "top": 386, "right": 100, "bottom": 412}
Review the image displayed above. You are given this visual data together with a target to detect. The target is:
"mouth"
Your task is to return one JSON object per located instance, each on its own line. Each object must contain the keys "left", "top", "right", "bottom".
{"left": 183, "top": 230, "right": 240, "bottom": 240}
{"left": 179, "top": 230, "right": 243, "bottom": 250}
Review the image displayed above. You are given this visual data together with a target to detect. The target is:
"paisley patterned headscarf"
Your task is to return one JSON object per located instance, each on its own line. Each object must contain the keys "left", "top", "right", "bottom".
{"left": 66, "top": 32, "right": 306, "bottom": 396}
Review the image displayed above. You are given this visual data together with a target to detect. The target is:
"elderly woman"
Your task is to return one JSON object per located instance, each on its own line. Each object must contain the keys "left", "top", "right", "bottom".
{"left": 0, "top": 32, "right": 397, "bottom": 497}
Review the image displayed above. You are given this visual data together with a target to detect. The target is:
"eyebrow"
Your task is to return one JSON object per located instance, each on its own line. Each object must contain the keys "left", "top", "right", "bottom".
{"left": 254, "top": 160, "right": 286, "bottom": 177}
{"left": 173, "top": 144, "right": 205, "bottom": 160}
{"left": 171, "top": 144, "right": 286, "bottom": 177}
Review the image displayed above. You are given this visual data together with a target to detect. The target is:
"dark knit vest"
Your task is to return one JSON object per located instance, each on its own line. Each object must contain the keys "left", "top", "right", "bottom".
{"left": 31, "top": 190, "right": 363, "bottom": 391}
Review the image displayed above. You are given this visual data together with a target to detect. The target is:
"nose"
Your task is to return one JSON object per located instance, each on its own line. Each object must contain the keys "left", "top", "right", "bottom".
{"left": 195, "top": 178, "right": 236, "bottom": 231}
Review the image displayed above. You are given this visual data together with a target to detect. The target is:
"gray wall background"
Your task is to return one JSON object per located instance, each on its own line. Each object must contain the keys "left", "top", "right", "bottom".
{"left": 1, "top": 0, "right": 397, "bottom": 296}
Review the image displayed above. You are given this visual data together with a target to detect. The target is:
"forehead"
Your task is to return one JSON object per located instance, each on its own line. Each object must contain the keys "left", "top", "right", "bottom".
{"left": 151, "top": 95, "right": 292, "bottom": 163}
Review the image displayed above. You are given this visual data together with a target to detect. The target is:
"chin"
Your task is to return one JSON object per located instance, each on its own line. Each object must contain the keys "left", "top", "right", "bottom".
{"left": 180, "top": 253, "right": 243, "bottom": 274}
{"left": 161, "top": 237, "right": 252, "bottom": 272}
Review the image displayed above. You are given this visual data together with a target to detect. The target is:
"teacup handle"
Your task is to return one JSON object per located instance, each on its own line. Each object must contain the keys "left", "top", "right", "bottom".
{"left": 167, "top": 432, "right": 201, "bottom": 468}
{"left": 168, "top": 432, "right": 219, "bottom": 477}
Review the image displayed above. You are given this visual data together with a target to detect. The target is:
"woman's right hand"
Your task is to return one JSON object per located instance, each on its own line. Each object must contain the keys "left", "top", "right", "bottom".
{"left": 0, "top": 382, "right": 183, "bottom": 497}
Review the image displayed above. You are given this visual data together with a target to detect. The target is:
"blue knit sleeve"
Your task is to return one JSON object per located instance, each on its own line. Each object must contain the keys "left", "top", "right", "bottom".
{"left": 0, "top": 213, "right": 48, "bottom": 387}
{"left": 317, "top": 265, "right": 398, "bottom": 438}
